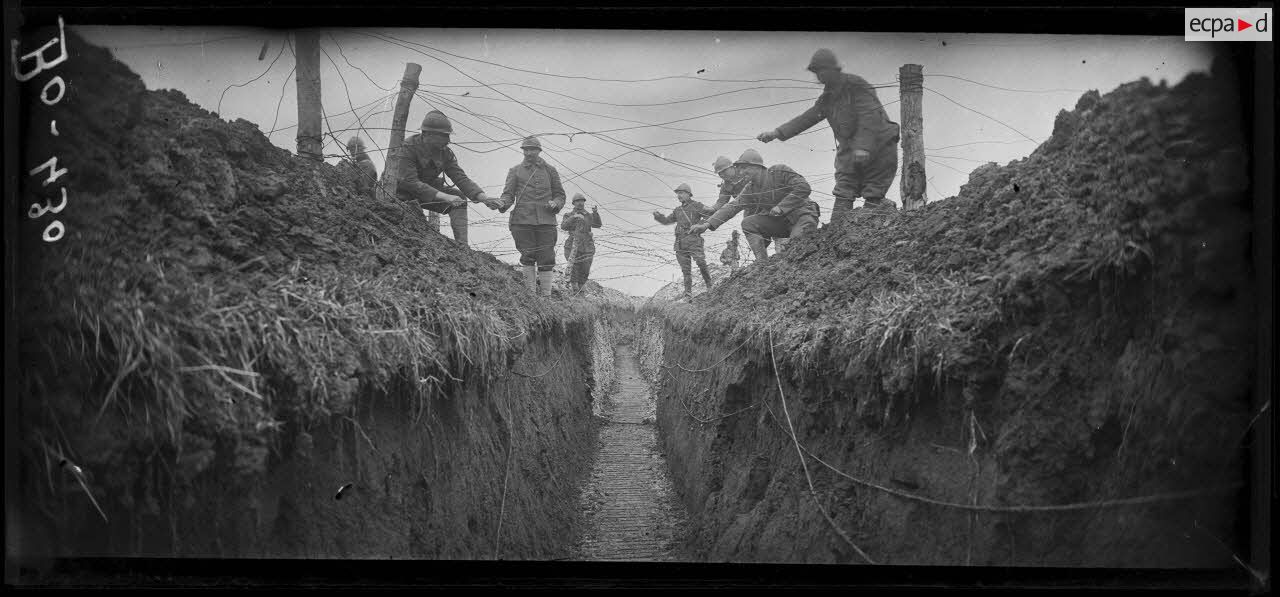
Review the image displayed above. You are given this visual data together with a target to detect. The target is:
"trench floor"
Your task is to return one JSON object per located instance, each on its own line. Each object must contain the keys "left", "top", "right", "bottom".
{"left": 574, "top": 344, "right": 687, "bottom": 561}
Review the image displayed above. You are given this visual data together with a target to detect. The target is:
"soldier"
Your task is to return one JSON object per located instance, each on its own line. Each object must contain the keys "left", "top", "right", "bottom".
{"left": 561, "top": 193, "right": 602, "bottom": 293}
{"left": 756, "top": 48, "right": 901, "bottom": 222}
{"left": 653, "top": 183, "right": 715, "bottom": 300}
{"left": 497, "top": 136, "right": 567, "bottom": 296}
{"left": 720, "top": 230, "right": 742, "bottom": 272}
{"left": 688, "top": 149, "right": 818, "bottom": 261}
{"left": 711, "top": 155, "right": 783, "bottom": 258}
{"left": 393, "top": 110, "right": 500, "bottom": 246}
{"left": 711, "top": 155, "right": 742, "bottom": 212}
{"left": 340, "top": 136, "right": 378, "bottom": 199}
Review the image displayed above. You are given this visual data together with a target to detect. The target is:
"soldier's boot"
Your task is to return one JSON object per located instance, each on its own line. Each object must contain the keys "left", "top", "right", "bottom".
{"left": 523, "top": 265, "right": 538, "bottom": 293}
{"left": 698, "top": 262, "right": 714, "bottom": 290}
{"left": 863, "top": 196, "right": 898, "bottom": 213}
{"left": 682, "top": 274, "right": 694, "bottom": 300}
{"left": 744, "top": 232, "right": 770, "bottom": 261}
{"left": 830, "top": 196, "right": 856, "bottom": 224}
{"left": 537, "top": 270, "right": 554, "bottom": 297}
{"left": 450, "top": 207, "right": 469, "bottom": 246}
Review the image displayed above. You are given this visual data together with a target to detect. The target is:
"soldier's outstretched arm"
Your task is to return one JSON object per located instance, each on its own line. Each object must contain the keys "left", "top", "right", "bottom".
{"left": 397, "top": 152, "right": 455, "bottom": 210}
{"left": 704, "top": 199, "right": 744, "bottom": 231}
{"left": 653, "top": 210, "right": 676, "bottom": 225}
{"left": 775, "top": 103, "right": 825, "bottom": 142}
{"left": 442, "top": 151, "right": 485, "bottom": 201}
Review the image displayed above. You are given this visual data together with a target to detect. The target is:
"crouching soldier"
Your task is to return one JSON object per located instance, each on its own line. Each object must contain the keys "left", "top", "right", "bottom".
{"left": 393, "top": 110, "right": 500, "bottom": 245}
{"left": 654, "top": 183, "right": 715, "bottom": 300}
{"left": 561, "top": 193, "right": 602, "bottom": 293}
{"left": 340, "top": 136, "right": 379, "bottom": 199}
{"left": 688, "top": 149, "right": 818, "bottom": 261}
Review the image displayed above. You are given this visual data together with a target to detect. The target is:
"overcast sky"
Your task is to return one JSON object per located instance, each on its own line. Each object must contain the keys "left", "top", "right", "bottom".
{"left": 76, "top": 27, "right": 1215, "bottom": 297}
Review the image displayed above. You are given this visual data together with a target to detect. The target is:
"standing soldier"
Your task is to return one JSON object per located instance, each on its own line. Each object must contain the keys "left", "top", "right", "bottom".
{"left": 688, "top": 149, "right": 818, "bottom": 261}
{"left": 653, "top": 183, "right": 715, "bottom": 300}
{"left": 393, "top": 110, "right": 500, "bottom": 245}
{"left": 340, "top": 136, "right": 378, "bottom": 199}
{"left": 561, "top": 193, "right": 602, "bottom": 293}
{"left": 720, "top": 230, "right": 742, "bottom": 272}
{"left": 756, "top": 48, "right": 900, "bottom": 222}
{"left": 497, "top": 136, "right": 566, "bottom": 296}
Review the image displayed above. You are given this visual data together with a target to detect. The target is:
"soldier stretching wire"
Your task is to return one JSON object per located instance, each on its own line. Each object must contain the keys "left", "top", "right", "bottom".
{"left": 757, "top": 48, "right": 901, "bottom": 222}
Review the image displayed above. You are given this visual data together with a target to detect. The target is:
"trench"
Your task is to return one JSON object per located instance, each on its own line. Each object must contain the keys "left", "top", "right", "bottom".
{"left": 574, "top": 344, "right": 688, "bottom": 561}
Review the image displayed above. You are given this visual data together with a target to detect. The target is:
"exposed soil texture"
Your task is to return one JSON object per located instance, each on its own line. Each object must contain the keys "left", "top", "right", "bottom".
{"left": 650, "top": 62, "right": 1255, "bottom": 566}
{"left": 575, "top": 345, "right": 687, "bottom": 561}
{"left": 12, "top": 30, "right": 597, "bottom": 561}
{"left": 8, "top": 27, "right": 1259, "bottom": 576}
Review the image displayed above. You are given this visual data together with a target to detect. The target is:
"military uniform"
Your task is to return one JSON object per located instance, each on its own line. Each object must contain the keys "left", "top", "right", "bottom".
{"left": 655, "top": 198, "right": 715, "bottom": 296}
{"left": 774, "top": 72, "right": 900, "bottom": 219}
{"left": 340, "top": 154, "right": 378, "bottom": 199}
{"left": 393, "top": 133, "right": 486, "bottom": 243}
{"left": 498, "top": 156, "right": 566, "bottom": 272}
{"left": 705, "top": 164, "right": 819, "bottom": 260}
{"left": 561, "top": 206, "right": 602, "bottom": 291}
{"left": 720, "top": 232, "right": 741, "bottom": 270}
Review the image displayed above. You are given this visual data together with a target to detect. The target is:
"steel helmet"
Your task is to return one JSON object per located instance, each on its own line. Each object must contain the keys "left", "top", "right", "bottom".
{"left": 712, "top": 156, "right": 733, "bottom": 174}
{"left": 734, "top": 148, "right": 765, "bottom": 168}
{"left": 521, "top": 136, "right": 542, "bottom": 150}
{"left": 807, "top": 48, "right": 841, "bottom": 72}
{"left": 346, "top": 136, "right": 366, "bottom": 154}
{"left": 571, "top": 193, "right": 586, "bottom": 203}
{"left": 421, "top": 110, "right": 453, "bottom": 134}
{"left": 673, "top": 183, "right": 693, "bottom": 196}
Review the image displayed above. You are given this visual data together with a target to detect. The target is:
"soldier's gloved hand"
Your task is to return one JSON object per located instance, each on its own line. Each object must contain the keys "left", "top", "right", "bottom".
{"left": 853, "top": 149, "right": 871, "bottom": 165}
{"left": 688, "top": 223, "right": 709, "bottom": 235}
{"left": 769, "top": 206, "right": 783, "bottom": 217}
{"left": 757, "top": 129, "right": 780, "bottom": 143}
{"left": 483, "top": 199, "right": 503, "bottom": 210}
{"left": 473, "top": 191, "right": 490, "bottom": 204}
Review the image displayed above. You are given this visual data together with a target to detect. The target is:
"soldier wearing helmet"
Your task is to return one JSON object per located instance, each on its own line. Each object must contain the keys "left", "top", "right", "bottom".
{"left": 393, "top": 110, "right": 501, "bottom": 246}
{"left": 340, "top": 135, "right": 378, "bottom": 199}
{"left": 653, "top": 182, "right": 716, "bottom": 300}
{"left": 561, "top": 193, "right": 602, "bottom": 293}
{"left": 688, "top": 148, "right": 819, "bottom": 262}
{"left": 496, "top": 136, "right": 567, "bottom": 296}
{"left": 756, "top": 48, "right": 901, "bottom": 221}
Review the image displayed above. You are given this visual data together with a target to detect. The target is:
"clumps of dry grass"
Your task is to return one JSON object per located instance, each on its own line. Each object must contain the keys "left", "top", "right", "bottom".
{"left": 22, "top": 253, "right": 598, "bottom": 497}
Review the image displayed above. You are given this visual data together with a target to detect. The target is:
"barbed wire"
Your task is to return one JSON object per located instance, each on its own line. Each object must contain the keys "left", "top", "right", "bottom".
{"left": 216, "top": 34, "right": 288, "bottom": 115}
{"left": 223, "top": 32, "right": 1099, "bottom": 295}
{"left": 364, "top": 31, "right": 827, "bottom": 85}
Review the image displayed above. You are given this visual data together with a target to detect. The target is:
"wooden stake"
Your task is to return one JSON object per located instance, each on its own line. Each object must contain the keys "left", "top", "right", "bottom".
{"left": 899, "top": 64, "right": 926, "bottom": 210}
{"left": 378, "top": 63, "right": 423, "bottom": 202}
{"left": 294, "top": 32, "right": 323, "bottom": 161}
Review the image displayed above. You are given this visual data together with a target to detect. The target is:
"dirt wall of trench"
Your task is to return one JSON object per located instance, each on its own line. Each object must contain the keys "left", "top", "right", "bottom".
{"left": 13, "top": 326, "right": 598, "bottom": 564}
{"left": 650, "top": 246, "right": 1250, "bottom": 567}
{"left": 647, "top": 59, "right": 1254, "bottom": 569}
